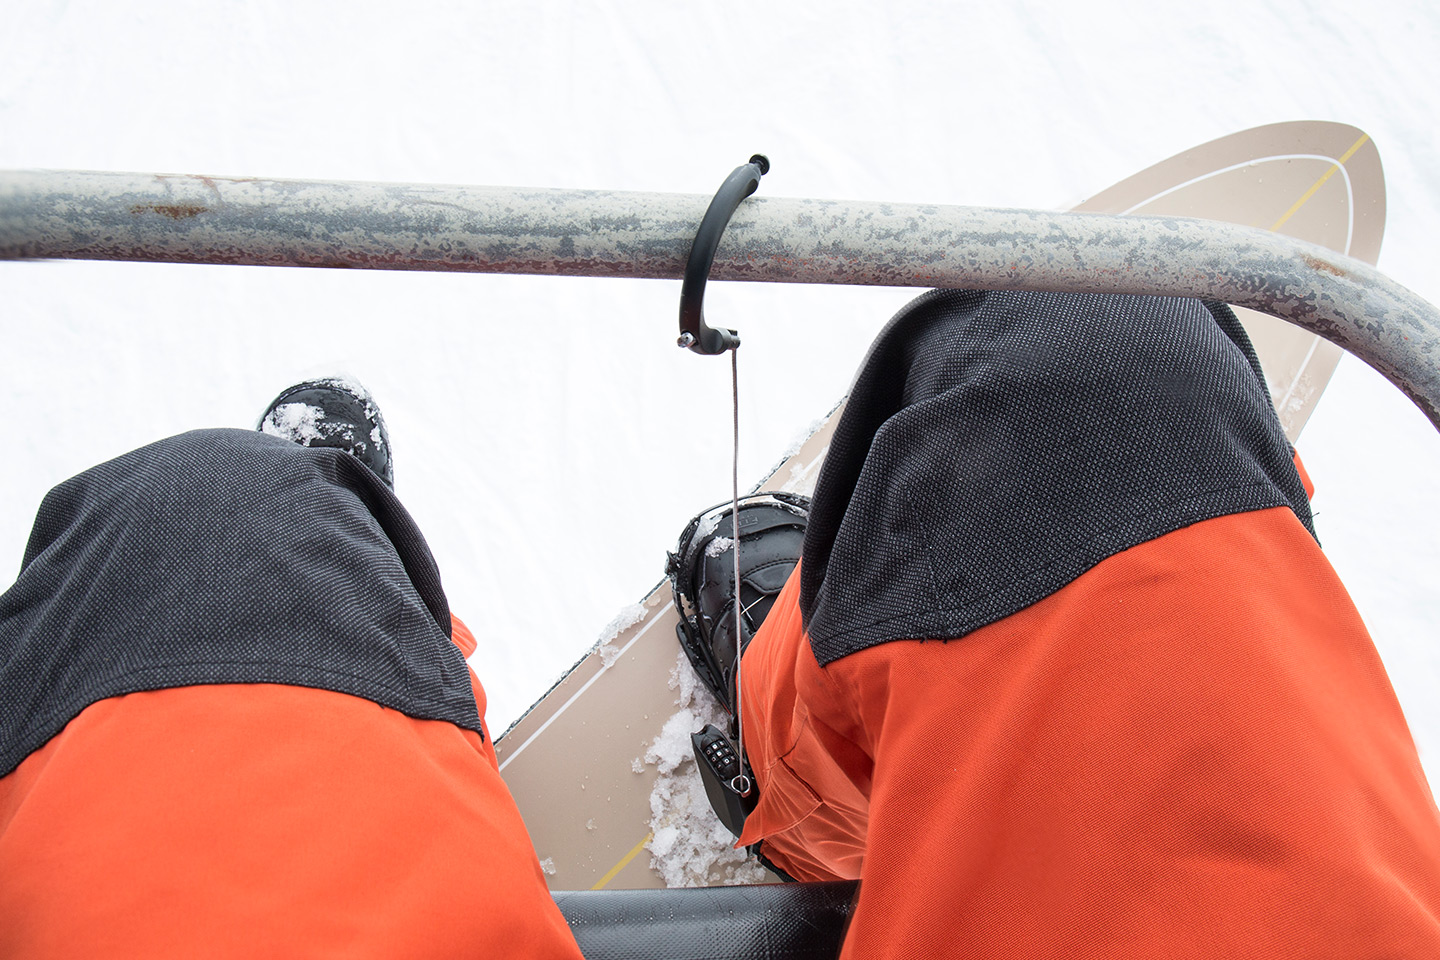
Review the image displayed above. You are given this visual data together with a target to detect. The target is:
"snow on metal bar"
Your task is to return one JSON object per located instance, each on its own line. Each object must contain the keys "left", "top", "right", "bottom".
{"left": 3, "top": 169, "right": 1439, "bottom": 430}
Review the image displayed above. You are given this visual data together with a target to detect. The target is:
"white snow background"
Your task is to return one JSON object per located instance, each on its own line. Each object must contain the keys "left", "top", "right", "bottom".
{"left": 3, "top": 1, "right": 1438, "bottom": 778}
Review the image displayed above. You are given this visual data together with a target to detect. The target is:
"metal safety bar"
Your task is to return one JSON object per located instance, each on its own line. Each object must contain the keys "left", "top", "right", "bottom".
{"left": 3, "top": 169, "right": 1438, "bottom": 430}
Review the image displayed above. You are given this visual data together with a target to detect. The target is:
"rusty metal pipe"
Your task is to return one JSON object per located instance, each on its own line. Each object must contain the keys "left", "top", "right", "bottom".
{"left": 3, "top": 169, "right": 1439, "bottom": 430}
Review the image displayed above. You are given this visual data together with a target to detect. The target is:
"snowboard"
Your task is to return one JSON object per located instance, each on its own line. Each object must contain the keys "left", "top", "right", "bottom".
{"left": 495, "top": 121, "right": 1387, "bottom": 891}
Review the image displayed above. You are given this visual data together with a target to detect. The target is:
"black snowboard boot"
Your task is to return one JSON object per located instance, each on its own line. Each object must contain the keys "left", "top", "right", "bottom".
{"left": 666, "top": 492, "right": 810, "bottom": 717}
{"left": 667, "top": 491, "right": 809, "bottom": 844}
{"left": 257, "top": 377, "right": 395, "bottom": 488}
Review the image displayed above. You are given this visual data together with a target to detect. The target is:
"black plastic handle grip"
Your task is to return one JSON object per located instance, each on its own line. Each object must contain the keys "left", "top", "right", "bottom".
{"left": 678, "top": 154, "right": 770, "bottom": 355}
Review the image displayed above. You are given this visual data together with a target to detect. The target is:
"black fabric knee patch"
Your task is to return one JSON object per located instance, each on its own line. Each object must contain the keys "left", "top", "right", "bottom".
{"left": 800, "top": 289, "right": 1313, "bottom": 666}
{"left": 0, "top": 428, "right": 479, "bottom": 777}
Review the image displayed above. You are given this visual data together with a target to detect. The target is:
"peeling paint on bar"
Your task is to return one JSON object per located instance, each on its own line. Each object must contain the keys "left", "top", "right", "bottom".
{"left": 3, "top": 169, "right": 1438, "bottom": 430}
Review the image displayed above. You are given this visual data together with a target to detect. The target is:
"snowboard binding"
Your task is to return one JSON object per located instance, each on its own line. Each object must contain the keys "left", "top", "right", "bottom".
{"left": 666, "top": 492, "right": 809, "bottom": 839}
{"left": 666, "top": 492, "right": 810, "bottom": 717}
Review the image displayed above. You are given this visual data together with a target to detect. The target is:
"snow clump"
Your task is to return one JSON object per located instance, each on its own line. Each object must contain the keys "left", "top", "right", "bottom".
{"left": 695, "top": 511, "right": 721, "bottom": 540}
{"left": 780, "top": 417, "right": 825, "bottom": 460}
{"left": 260, "top": 402, "right": 325, "bottom": 445}
{"left": 595, "top": 602, "right": 647, "bottom": 668}
{"left": 597, "top": 603, "right": 647, "bottom": 645}
{"left": 640, "top": 651, "right": 768, "bottom": 887}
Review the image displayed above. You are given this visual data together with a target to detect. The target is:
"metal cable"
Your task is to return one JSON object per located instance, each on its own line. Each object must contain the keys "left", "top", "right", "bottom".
{"left": 729, "top": 346, "right": 752, "bottom": 799}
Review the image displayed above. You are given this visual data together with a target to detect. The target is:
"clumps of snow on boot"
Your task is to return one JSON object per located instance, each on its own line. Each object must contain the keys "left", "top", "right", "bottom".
{"left": 256, "top": 376, "right": 396, "bottom": 488}
{"left": 640, "top": 651, "right": 768, "bottom": 887}
{"left": 328, "top": 375, "right": 388, "bottom": 460}
{"left": 695, "top": 511, "right": 722, "bottom": 540}
{"left": 260, "top": 402, "right": 327, "bottom": 445}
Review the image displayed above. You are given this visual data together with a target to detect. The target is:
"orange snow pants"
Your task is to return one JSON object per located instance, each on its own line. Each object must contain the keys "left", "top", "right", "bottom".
{"left": 737, "top": 506, "right": 1440, "bottom": 957}
{"left": 0, "top": 428, "right": 583, "bottom": 959}
{"left": 0, "top": 616, "right": 583, "bottom": 959}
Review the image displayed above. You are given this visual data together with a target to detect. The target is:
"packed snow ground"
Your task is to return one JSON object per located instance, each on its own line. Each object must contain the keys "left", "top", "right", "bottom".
{"left": 3, "top": 1, "right": 1438, "bottom": 786}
